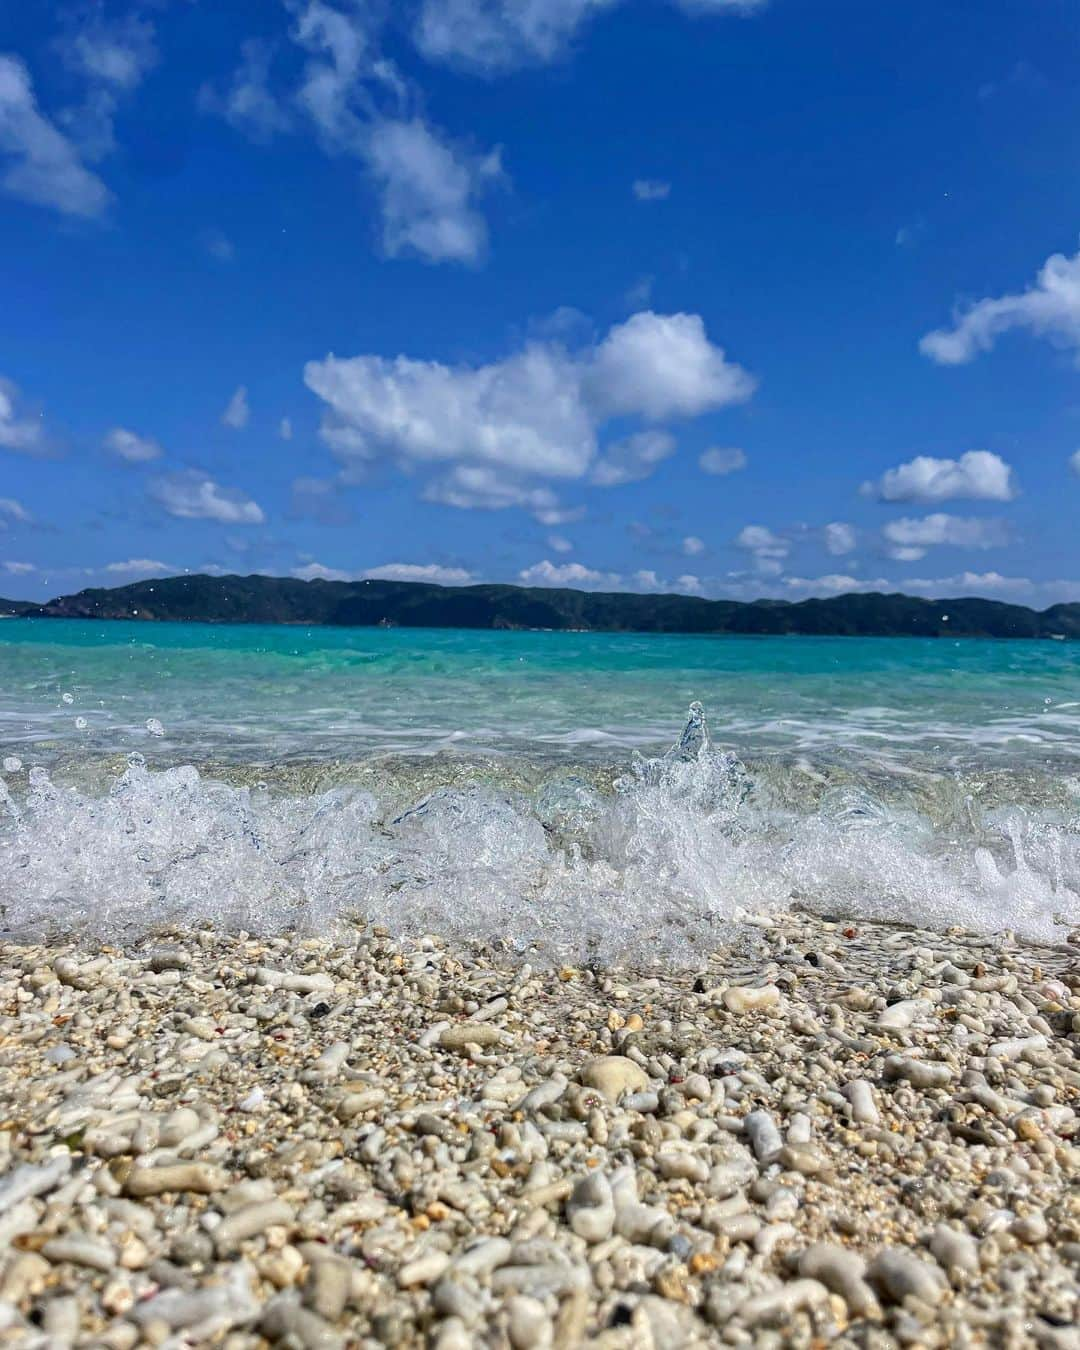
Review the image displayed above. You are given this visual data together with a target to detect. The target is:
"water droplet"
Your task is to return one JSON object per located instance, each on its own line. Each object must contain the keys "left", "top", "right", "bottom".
{"left": 61, "top": 692, "right": 74, "bottom": 705}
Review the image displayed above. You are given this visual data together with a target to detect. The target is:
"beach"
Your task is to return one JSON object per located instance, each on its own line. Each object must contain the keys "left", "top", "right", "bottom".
{"left": 1, "top": 623, "right": 1079, "bottom": 1343}
{"left": 1, "top": 911, "right": 1078, "bottom": 1347}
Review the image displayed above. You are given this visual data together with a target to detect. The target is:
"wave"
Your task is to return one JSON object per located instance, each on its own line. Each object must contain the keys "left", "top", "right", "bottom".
{"left": 1, "top": 704, "right": 1077, "bottom": 961}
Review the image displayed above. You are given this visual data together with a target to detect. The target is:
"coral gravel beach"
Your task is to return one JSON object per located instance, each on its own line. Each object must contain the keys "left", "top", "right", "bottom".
{"left": 1, "top": 912, "right": 1078, "bottom": 1348}
{"left": 0, "top": 625, "right": 1078, "bottom": 1345}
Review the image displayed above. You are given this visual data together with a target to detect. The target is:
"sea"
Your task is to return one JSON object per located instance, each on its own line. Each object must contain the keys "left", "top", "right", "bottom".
{"left": 0, "top": 619, "right": 1078, "bottom": 962}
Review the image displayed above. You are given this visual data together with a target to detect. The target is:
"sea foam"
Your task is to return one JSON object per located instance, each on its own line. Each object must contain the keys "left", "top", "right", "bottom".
{"left": 1, "top": 706, "right": 1076, "bottom": 961}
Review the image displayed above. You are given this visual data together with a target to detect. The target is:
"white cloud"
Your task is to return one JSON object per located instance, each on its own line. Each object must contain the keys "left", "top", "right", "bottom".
{"left": 58, "top": 13, "right": 157, "bottom": 92}
{"left": 904, "top": 571, "right": 1035, "bottom": 597}
{"left": 422, "top": 465, "right": 572, "bottom": 519}
{"left": 149, "top": 471, "right": 265, "bottom": 525}
{"left": 519, "top": 558, "right": 706, "bottom": 593}
{"left": 882, "top": 513, "right": 1009, "bottom": 561}
{"left": 698, "top": 446, "right": 747, "bottom": 475}
{"left": 591, "top": 430, "right": 675, "bottom": 486}
{"left": 205, "top": 7, "right": 501, "bottom": 269}
{"left": 633, "top": 178, "right": 670, "bottom": 201}
{"left": 304, "top": 309, "right": 753, "bottom": 510}
{"left": 1070, "top": 450, "right": 1080, "bottom": 477}
{"left": 363, "top": 562, "right": 474, "bottom": 584}
{"left": 222, "top": 385, "right": 250, "bottom": 429}
{"left": 293, "top": 561, "right": 351, "bottom": 582}
{"left": 823, "top": 522, "right": 856, "bottom": 556}
{"left": 587, "top": 312, "right": 755, "bottom": 419}
{"left": 519, "top": 559, "right": 622, "bottom": 589}
{"left": 199, "top": 39, "right": 292, "bottom": 142}
{"left": 783, "top": 574, "right": 891, "bottom": 595}
{"left": 735, "top": 524, "right": 788, "bottom": 574}
{"left": 103, "top": 426, "right": 162, "bottom": 463}
{"left": 682, "top": 535, "right": 705, "bottom": 556}
{"left": 548, "top": 534, "right": 573, "bottom": 553}
{"left": 365, "top": 119, "right": 502, "bottom": 265}
{"left": 280, "top": 417, "right": 293, "bottom": 440}
{"left": 415, "top": 0, "right": 618, "bottom": 71}
{"left": 103, "top": 558, "right": 176, "bottom": 576}
{"left": 920, "top": 246, "right": 1080, "bottom": 365}
{"left": 0, "top": 55, "right": 111, "bottom": 217}
{"left": 414, "top": 0, "right": 763, "bottom": 73}
{"left": 0, "top": 378, "right": 45, "bottom": 454}
{"left": 2, "top": 560, "right": 35, "bottom": 575}
{"left": 56, "top": 11, "right": 158, "bottom": 162}
{"left": 0, "top": 497, "right": 30, "bottom": 525}
{"left": 863, "top": 450, "right": 1017, "bottom": 503}
{"left": 293, "top": 560, "right": 474, "bottom": 584}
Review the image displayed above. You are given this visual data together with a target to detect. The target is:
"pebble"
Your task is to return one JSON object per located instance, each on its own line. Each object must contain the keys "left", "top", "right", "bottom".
{"left": 869, "top": 1246, "right": 949, "bottom": 1306}
{"left": 722, "top": 984, "right": 781, "bottom": 1013}
{"left": 0, "top": 911, "right": 1075, "bottom": 1347}
{"left": 579, "top": 1055, "right": 650, "bottom": 1100}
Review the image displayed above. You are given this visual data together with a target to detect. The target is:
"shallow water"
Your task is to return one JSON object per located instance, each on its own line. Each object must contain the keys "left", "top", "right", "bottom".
{"left": 0, "top": 620, "right": 1078, "bottom": 957}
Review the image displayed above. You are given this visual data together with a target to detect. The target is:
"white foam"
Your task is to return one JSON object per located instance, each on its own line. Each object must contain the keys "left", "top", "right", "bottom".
{"left": 1, "top": 708, "right": 1077, "bottom": 961}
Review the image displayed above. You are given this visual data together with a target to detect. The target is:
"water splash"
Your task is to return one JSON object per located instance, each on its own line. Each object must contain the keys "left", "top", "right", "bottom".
{"left": 0, "top": 704, "right": 1076, "bottom": 958}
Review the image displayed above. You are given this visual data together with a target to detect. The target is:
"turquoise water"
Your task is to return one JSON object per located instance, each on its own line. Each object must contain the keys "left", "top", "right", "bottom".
{"left": 0, "top": 619, "right": 1077, "bottom": 766}
{"left": 1, "top": 620, "right": 1078, "bottom": 953}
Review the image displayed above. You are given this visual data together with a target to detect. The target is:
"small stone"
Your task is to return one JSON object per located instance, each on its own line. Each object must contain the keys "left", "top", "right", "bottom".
{"left": 579, "top": 1056, "right": 649, "bottom": 1101}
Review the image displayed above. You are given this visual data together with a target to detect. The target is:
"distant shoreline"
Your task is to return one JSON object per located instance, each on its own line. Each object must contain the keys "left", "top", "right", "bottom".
{"left": 1, "top": 572, "right": 1078, "bottom": 640}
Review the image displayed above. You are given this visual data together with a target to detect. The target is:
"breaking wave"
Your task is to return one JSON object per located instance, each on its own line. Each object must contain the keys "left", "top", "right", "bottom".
{"left": 1, "top": 704, "right": 1078, "bottom": 962}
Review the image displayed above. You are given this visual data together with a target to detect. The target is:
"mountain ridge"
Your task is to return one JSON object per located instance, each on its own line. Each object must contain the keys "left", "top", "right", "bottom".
{"left": 3, "top": 573, "right": 1078, "bottom": 638}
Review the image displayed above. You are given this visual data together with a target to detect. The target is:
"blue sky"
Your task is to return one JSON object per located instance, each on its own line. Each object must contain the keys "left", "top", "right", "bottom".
{"left": 2, "top": 0, "right": 1080, "bottom": 605}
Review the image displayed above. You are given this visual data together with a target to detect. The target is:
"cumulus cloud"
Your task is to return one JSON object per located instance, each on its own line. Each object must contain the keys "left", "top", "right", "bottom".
{"left": 149, "top": 471, "right": 265, "bottom": 525}
{"left": 0, "top": 497, "right": 30, "bottom": 525}
{"left": 519, "top": 558, "right": 705, "bottom": 593}
{"left": 102, "top": 558, "right": 176, "bottom": 576}
{"left": 882, "top": 513, "right": 1009, "bottom": 561}
{"left": 293, "top": 560, "right": 474, "bottom": 584}
{"left": 735, "top": 524, "right": 788, "bottom": 575}
{"left": 364, "top": 562, "right": 474, "bottom": 584}
{"left": 586, "top": 312, "right": 755, "bottom": 419}
{"left": 414, "top": 0, "right": 763, "bottom": 73}
{"left": 2, "top": 560, "right": 35, "bottom": 575}
{"left": 421, "top": 465, "right": 574, "bottom": 520}
{"left": 633, "top": 178, "right": 670, "bottom": 201}
{"left": 103, "top": 427, "right": 162, "bottom": 463}
{"left": 699, "top": 446, "right": 747, "bottom": 475}
{"left": 280, "top": 418, "right": 293, "bottom": 440}
{"left": 903, "top": 571, "right": 1035, "bottom": 597}
{"left": 304, "top": 310, "right": 753, "bottom": 512}
{"left": 548, "top": 534, "right": 573, "bottom": 553}
{"left": 590, "top": 430, "right": 675, "bottom": 486}
{"left": 222, "top": 385, "right": 250, "bottom": 429}
{"left": 823, "top": 522, "right": 856, "bottom": 556}
{"left": 921, "top": 246, "right": 1080, "bottom": 365}
{"left": 0, "top": 378, "right": 46, "bottom": 455}
{"left": 783, "top": 574, "right": 891, "bottom": 595}
{"left": 682, "top": 535, "right": 705, "bottom": 556}
{"left": 863, "top": 450, "right": 1017, "bottom": 503}
{"left": 1071, "top": 450, "right": 1080, "bottom": 477}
